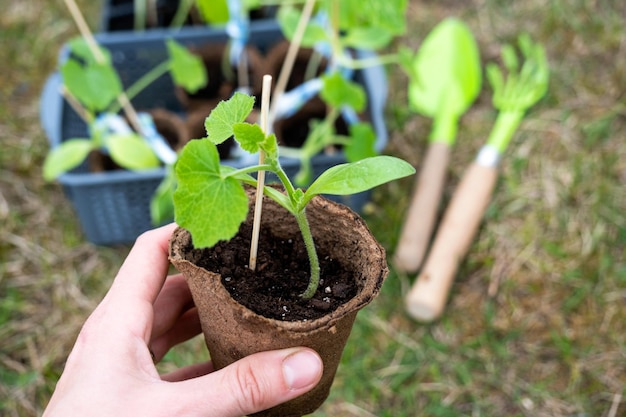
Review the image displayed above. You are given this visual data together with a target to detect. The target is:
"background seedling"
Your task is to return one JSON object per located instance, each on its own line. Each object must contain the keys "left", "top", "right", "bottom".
{"left": 268, "top": 0, "right": 407, "bottom": 185}
{"left": 44, "top": 0, "right": 206, "bottom": 182}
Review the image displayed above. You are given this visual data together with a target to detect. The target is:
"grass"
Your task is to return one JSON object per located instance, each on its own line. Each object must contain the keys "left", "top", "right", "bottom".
{"left": 1, "top": 0, "right": 625, "bottom": 416}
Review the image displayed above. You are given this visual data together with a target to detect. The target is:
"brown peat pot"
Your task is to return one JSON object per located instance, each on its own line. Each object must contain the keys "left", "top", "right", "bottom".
{"left": 169, "top": 189, "right": 388, "bottom": 416}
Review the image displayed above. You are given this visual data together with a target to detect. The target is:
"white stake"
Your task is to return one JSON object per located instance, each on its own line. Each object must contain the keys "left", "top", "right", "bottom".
{"left": 267, "top": 0, "right": 316, "bottom": 129}
{"left": 249, "top": 74, "right": 273, "bottom": 271}
{"left": 63, "top": 0, "right": 144, "bottom": 136}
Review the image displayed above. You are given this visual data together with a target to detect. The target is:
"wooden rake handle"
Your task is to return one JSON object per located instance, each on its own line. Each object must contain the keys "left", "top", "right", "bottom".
{"left": 405, "top": 162, "right": 498, "bottom": 322}
{"left": 394, "top": 142, "right": 451, "bottom": 273}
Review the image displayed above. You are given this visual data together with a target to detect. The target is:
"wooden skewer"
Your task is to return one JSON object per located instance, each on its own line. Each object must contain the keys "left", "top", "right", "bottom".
{"left": 249, "top": 74, "right": 273, "bottom": 271}
{"left": 63, "top": 0, "right": 144, "bottom": 136}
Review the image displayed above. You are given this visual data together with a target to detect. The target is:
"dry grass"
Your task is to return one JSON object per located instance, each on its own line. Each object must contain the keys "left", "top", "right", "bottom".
{"left": 1, "top": 0, "right": 625, "bottom": 416}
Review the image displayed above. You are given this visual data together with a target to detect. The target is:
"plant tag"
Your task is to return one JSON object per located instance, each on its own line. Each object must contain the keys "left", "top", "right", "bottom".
{"left": 273, "top": 78, "right": 323, "bottom": 121}
{"left": 341, "top": 107, "right": 359, "bottom": 126}
{"left": 93, "top": 113, "right": 133, "bottom": 137}
{"left": 137, "top": 113, "right": 178, "bottom": 165}
{"left": 226, "top": 0, "right": 249, "bottom": 67}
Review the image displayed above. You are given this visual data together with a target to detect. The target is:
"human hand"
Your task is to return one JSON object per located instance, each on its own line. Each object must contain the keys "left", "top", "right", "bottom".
{"left": 43, "top": 223, "right": 323, "bottom": 417}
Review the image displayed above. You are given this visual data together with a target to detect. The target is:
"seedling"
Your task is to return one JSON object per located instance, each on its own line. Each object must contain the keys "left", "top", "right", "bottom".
{"left": 42, "top": 36, "right": 206, "bottom": 182}
{"left": 277, "top": 71, "right": 378, "bottom": 185}
{"left": 173, "top": 90, "right": 415, "bottom": 298}
{"left": 267, "top": 0, "right": 408, "bottom": 185}
{"left": 277, "top": 0, "right": 406, "bottom": 70}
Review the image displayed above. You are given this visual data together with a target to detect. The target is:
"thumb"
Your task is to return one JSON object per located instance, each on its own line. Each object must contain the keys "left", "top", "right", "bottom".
{"left": 171, "top": 347, "right": 323, "bottom": 417}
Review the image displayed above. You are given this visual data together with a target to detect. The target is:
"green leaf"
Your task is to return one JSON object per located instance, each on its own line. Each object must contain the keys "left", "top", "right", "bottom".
{"left": 407, "top": 18, "right": 482, "bottom": 138}
{"left": 166, "top": 39, "right": 207, "bottom": 93}
{"left": 61, "top": 59, "right": 122, "bottom": 112}
{"left": 233, "top": 123, "right": 279, "bottom": 158}
{"left": 320, "top": 72, "right": 366, "bottom": 111}
{"left": 106, "top": 133, "right": 161, "bottom": 170}
{"left": 173, "top": 140, "right": 249, "bottom": 248}
{"left": 233, "top": 122, "right": 265, "bottom": 154}
{"left": 66, "top": 37, "right": 113, "bottom": 66}
{"left": 196, "top": 0, "right": 229, "bottom": 24}
{"left": 342, "top": 27, "right": 394, "bottom": 50}
{"left": 336, "top": 0, "right": 408, "bottom": 39}
{"left": 205, "top": 92, "right": 255, "bottom": 144}
{"left": 344, "top": 122, "right": 377, "bottom": 162}
{"left": 294, "top": 158, "right": 313, "bottom": 187}
{"left": 277, "top": 5, "right": 328, "bottom": 47}
{"left": 43, "top": 139, "right": 93, "bottom": 181}
{"left": 151, "top": 166, "right": 176, "bottom": 226}
{"left": 304, "top": 156, "right": 415, "bottom": 204}
{"left": 397, "top": 46, "right": 417, "bottom": 79}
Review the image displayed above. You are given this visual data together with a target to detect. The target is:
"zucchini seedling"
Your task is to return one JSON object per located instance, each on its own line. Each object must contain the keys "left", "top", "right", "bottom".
{"left": 173, "top": 91, "right": 415, "bottom": 298}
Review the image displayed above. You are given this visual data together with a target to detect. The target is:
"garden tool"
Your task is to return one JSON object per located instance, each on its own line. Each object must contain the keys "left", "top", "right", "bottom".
{"left": 394, "top": 18, "right": 481, "bottom": 273}
{"left": 405, "top": 33, "right": 549, "bottom": 322}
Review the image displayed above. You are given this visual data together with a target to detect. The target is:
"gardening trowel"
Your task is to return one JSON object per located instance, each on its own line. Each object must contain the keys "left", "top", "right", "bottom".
{"left": 405, "top": 34, "right": 549, "bottom": 322}
{"left": 394, "top": 18, "right": 482, "bottom": 273}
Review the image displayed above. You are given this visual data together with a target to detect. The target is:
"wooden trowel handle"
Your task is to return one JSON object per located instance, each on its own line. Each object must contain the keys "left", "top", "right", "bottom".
{"left": 405, "top": 162, "right": 498, "bottom": 322}
{"left": 394, "top": 142, "right": 451, "bottom": 273}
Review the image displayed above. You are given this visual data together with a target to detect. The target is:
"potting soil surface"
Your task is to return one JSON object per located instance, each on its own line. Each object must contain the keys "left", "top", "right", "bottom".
{"left": 193, "top": 223, "right": 357, "bottom": 322}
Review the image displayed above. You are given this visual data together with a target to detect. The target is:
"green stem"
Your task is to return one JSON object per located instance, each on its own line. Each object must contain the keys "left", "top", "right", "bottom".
{"left": 262, "top": 152, "right": 319, "bottom": 298}
{"left": 271, "top": 159, "right": 297, "bottom": 197}
{"left": 109, "top": 61, "right": 171, "bottom": 113}
{"left": 276, "top": 146, "right": 304, "bottom": 159}
{"left": 134, "top": 0, "right": 146, "bottom": 30}
{"left": 224, "top": 164, "right": 273, "bottom": 178}
{"left": 302, "top": 107, "right": 339, "bottom": 155}
{"left": 304, "top": 49, "right": 325, "bottom": 82}
{"left": 170, "top": 0, "right": 194, "bottom": 28}
{"left": 486, "top": 109, "right": 525, "bottom": 153}
{"left": 296, "top": 209, "right": 320, "bottom": 299}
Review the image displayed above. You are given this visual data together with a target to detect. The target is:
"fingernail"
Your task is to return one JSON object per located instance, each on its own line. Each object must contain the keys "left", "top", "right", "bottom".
{"left": 282, "top": 349, "right": 323, "bottom": 390}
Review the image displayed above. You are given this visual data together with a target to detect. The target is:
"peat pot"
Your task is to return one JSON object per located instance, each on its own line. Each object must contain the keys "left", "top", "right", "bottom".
{"left": 169, "top": 189, "right": 389, "bottom": 416}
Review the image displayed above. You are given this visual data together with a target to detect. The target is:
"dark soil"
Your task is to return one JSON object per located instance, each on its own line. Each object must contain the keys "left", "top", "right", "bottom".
{"left": 188, "top": 221, "right": 357, "bottom": 322}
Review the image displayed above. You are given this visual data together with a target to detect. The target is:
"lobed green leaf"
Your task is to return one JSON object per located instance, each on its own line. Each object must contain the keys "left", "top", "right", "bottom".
{"left": 173, "top": 140, "right": 249, "bottom": 248}
{"left": 233, "top": 122, "right": 264, "bottom": 154}
{"left": 205, "top": 92, "right": 255, "bottom": 144}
